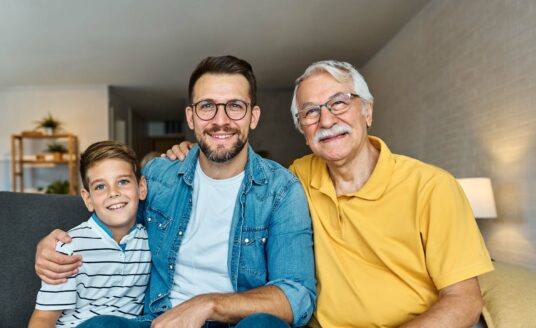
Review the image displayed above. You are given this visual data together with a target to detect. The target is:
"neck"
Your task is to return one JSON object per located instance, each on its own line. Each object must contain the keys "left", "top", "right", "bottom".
{"left": 198, "top": 144, "right": 248, "bottom": 179}
{"left": 326, "top": 137, "right": 379, "bottom": 196}
{"left": 109, "top": 223, "right": 134, "bottom": 243}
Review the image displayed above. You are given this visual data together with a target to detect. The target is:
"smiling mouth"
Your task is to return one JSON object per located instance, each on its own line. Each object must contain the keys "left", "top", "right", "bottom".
{"left": 107, "top": 202, "right": 127, "bottom": 211}
{"left": 319, "top": 132, "right": 348, "bottom": 142}
{"left": 209, "top": 133, "right": 234, "bottom": 139}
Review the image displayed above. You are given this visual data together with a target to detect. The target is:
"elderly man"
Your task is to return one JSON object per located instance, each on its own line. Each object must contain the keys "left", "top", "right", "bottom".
{"left": 169, "top": 60, "right": 493, "bottom": 328}
{"left": 34, "top": 55, "right": 316, "bottom": 328}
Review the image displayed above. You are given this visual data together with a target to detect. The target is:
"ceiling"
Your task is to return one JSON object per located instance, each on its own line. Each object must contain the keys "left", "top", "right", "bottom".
{"left": 0, "top": 0, "right": 430, "bottom": 119}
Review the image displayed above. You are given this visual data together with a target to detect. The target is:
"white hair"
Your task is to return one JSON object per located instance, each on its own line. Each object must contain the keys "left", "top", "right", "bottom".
{"left": 290, "top": 60, "right": 374, "bottom": 132}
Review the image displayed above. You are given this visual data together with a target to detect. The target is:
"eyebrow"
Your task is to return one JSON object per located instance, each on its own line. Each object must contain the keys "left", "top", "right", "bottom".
{"left": 300, "top": 92, "right": 347, "bottom": 110}
{"left": 89, "top": 174, "right": 133, "bottom": 187}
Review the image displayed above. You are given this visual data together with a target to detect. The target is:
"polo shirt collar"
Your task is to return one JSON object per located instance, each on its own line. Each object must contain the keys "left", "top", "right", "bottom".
{"left": 90, "top": 213, "right": 137, "bottom": 249}
{"left": 311, "top": 135, "right": 395, "bottom": 200}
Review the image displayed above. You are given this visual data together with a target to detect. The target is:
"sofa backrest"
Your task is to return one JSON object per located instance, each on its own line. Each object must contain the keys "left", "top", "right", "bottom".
{"left": 0, "top": 191, "right": 89, "bottom": 328}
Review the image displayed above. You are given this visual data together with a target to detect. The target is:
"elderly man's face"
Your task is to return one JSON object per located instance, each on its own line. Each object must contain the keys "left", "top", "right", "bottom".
{"left": 186, "top": 73, "right": 260, "bottom": 163}
{"left": 296, "top": 72, "right": 372, "bottom": 163}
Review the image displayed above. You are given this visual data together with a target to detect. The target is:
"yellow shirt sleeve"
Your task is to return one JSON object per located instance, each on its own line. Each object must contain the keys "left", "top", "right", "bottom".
{"left": 420, "top": 172, "right": 494, "bottom": 290}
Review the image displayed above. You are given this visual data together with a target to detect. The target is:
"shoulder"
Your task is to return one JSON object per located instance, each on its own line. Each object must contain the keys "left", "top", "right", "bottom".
{"left": 142, "top": 157, "right": 181, "bottom": 181}
{"left": 392, "top": 153, "right": 459, "bottom": 195}
{"left": 288, "top": 153, "right": 319, "bottom": 181}
{"left": 252, "top": 155, "right": 302, "bottom": 189}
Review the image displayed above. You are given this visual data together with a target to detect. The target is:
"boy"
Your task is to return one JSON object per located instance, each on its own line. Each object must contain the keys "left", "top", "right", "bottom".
{"left": 29, "top": 141, "right": 151, "bottom": 327}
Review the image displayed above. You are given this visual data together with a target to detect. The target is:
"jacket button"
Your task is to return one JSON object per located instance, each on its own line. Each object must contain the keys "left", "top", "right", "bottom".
{"left": 244, "top": 238, "right": 250, "bottom": 243}
{"left": 147, "top": 217, "right": 152, "bottom": 222}
{"left": 178, "top": 231, "right": 183, "bottom": 236}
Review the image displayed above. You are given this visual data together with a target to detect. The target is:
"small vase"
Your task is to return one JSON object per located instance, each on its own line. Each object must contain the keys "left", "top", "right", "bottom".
{"left": 53, "top": 152, "right": 63, "bottom": 161}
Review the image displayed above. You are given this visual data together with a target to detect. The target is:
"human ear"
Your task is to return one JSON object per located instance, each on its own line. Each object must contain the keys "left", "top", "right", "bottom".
{"left": 138, "top": 176, "right": 148, "bottom": 201}
{"left": 80, "top": 188, "right": 95, "bottom": 212}
{"left": 186, "top": 106, "right": 195, "bottom": 130}
{"left": 249, "top": 105, "right": 261, "bottom": 130}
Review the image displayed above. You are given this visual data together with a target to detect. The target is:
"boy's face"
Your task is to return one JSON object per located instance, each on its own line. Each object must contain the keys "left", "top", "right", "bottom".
{"left": 81, "top": 158, "right": 147, "bottom": 240}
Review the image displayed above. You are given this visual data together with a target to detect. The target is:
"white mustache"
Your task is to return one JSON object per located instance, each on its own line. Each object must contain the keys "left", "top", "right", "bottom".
{"left": 313, "top": 124, "right": 352, "bottom": 143}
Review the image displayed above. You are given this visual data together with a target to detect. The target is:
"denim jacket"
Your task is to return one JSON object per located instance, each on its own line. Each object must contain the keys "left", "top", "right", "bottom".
{"left": 139, "top": 145, "right": 316, "bottom": 326}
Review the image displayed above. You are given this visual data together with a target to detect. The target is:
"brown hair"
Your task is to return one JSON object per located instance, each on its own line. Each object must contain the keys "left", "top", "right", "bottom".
{"left": 188, "top": 55, "right": 258, "bottom": 105}
{"left": 80, "top": 140, "right": 139, "bottom": 190}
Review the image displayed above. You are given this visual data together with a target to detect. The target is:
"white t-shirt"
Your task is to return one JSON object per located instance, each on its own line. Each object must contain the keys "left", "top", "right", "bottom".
{"left": 170, "top": 160, "right": 244, "bottom": 306}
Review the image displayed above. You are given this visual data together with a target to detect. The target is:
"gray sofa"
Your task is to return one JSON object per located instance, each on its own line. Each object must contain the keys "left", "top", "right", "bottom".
{"left": 0, "top": 191, "right": 89, "bottom": 328}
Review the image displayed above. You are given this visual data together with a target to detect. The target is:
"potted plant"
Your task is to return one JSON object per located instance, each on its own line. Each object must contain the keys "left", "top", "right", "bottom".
{"left": 45, "top": 180, "right": 70, "bottom": 194}
{"left": 46, "top": 142, "right": 68, "bottom": 161}
{"left": 34, "top": 112, "right": 63, "bottom": 135}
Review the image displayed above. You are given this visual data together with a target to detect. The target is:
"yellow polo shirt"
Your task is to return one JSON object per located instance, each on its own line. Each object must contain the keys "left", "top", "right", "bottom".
{"left": 290, "top": 136, "right": 493, "bottom": 328}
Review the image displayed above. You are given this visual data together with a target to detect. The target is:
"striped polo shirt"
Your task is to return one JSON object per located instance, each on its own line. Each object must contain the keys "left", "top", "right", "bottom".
{"left": 35, "top": 214, "right": 151, "bottom": 327}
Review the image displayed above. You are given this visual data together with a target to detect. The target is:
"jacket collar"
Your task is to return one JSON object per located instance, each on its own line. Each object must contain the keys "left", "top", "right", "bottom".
{"left": 177, "top": 144, "right": 268, "bottom": 189}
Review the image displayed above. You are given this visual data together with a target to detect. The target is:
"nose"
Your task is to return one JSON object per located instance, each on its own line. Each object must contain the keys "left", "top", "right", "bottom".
{"left": 318, "top": 105, "right": 338, "bottom": 129}
{"left": 108, "top": 186, "right": 120, "bottom": 199}
{"left": 212, "top": 104, "right": 231, "bottom": 125}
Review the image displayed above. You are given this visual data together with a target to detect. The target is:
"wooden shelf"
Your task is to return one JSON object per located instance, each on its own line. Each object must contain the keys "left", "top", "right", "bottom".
{"left": 11, "top": 133, "right": 79, "bottom": 195}
{"left": 21, "top": 160, "right": 70, "bottom": 164}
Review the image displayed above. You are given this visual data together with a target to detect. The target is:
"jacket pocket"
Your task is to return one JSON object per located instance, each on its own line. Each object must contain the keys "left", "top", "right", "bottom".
{"left": 145, "top": 207, "right": 172, "bottom": 255}
{"left": 239, "top": 226, "right": 268, "bottom": 279}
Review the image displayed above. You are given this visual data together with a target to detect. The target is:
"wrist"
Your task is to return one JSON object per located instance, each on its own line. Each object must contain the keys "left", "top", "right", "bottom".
{"left": 202, "top": 293, "right": 225, "bottom": 321}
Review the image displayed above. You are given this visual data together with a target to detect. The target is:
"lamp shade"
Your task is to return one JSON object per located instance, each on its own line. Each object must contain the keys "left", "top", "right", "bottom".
{"left": 456, "top": 178, "right": 497, "bottom": 219}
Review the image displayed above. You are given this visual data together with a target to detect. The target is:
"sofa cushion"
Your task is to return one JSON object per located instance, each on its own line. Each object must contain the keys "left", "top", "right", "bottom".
{"left": 0, "top": 191, "right": 89, "bottom": 328}
{"left": 478, "top": 261, "right": 536, "bottom": 328}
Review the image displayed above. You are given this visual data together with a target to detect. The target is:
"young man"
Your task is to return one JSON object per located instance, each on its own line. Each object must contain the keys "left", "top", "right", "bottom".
{"left": 35, "top": 56, "right": 316, "bottom": 328}
{"left": 29, "top": 141, "right": 150, "bottom": 327}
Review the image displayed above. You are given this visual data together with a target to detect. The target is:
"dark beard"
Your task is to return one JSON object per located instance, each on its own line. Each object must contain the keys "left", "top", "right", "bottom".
{"left": 198, "top": 127, "right": 247, "bottom": 163}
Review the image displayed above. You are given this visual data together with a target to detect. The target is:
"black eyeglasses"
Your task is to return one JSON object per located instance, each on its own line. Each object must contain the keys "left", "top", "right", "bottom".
{"left": 191, "top": 99, "right": 250, "bottom": 121}
{"left": 295, "top": 93, "right": 359, "bottom": 126}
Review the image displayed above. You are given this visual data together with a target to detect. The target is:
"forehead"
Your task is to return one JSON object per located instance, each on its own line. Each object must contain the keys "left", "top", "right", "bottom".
{"left": 192, "top": 73, "right": 250, "bottom": 101}
{"left": 86, "top": 158, "right": 135, "bottom": 181}
{"left": 296, "top": 72, "right": 354, "bottom": 105}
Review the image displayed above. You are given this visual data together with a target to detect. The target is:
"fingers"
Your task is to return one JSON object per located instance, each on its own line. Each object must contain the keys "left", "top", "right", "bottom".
{"left": 51, "top": 229, "right": 72, "bottom": 243}
{"left": 165, "top": 148, "right": 177, "bottom": 160}
{"left": 35, "top": 229, "right": 81, "bottom": 284}
{"left": 36, "top": 267, "right": 79, "bottom": 284}
{"left": 173, "top": 144, "right": 186, "bottom": 160}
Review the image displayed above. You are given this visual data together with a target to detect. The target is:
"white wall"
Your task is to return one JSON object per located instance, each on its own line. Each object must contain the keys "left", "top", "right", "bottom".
{"left": 250, "top": 90, "right": 310, "bottom": 167}
{"left": 0, "top": 86, "right": 109, "bottom": 191}
{"left": 362, "top": 0, "right": 536, "bottom": 269}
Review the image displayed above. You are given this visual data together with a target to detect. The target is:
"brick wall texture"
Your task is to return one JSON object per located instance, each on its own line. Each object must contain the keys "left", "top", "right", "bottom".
{"left": 362, "top": 0, "right": 536, "bottom": 269}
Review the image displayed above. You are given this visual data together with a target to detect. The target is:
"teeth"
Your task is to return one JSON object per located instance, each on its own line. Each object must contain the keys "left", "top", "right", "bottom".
{"left": 108, "top": 203, "right": 126, "bottom": 210}
{"left": 211, "top": 134, "right": 232, "bottom": 139}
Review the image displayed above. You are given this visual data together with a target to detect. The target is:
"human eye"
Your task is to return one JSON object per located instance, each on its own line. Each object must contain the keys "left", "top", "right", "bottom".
{"left": 301, "top": 106, "right": 320, "bottom": 118}
{"left": 118, "top": 178, "right": 130, "bottom": 186}
{"left": 198, "top": 100, "right": 215, "bottom": 110}
{"left": 93, "top": 183, "right": 105, "bottom": 191}
{"left": 329, "top": 96, "right": 351, "bottom": 111}
{"left": 228, "top": 100, "right": 246, "bottom": 111}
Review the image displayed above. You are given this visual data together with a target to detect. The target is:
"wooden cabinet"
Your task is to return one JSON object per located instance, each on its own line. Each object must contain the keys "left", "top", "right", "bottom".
{"left": 11, "top": 133, "right": 79, "bottom": 195}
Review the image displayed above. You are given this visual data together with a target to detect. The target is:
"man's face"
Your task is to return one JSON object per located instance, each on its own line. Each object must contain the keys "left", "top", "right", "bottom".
{"left": 81, "top": 159, "right": 147, "bottom": 239}
{"left": 296, "top": 72, "right": 373, "bottom": 163}
{"left": 186, "top": 73, "right": 260, "bottom": 163}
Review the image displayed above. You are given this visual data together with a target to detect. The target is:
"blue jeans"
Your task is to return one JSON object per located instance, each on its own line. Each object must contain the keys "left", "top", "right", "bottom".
{"left": 77, "top": 313, "right": 290, "bottom": 328}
